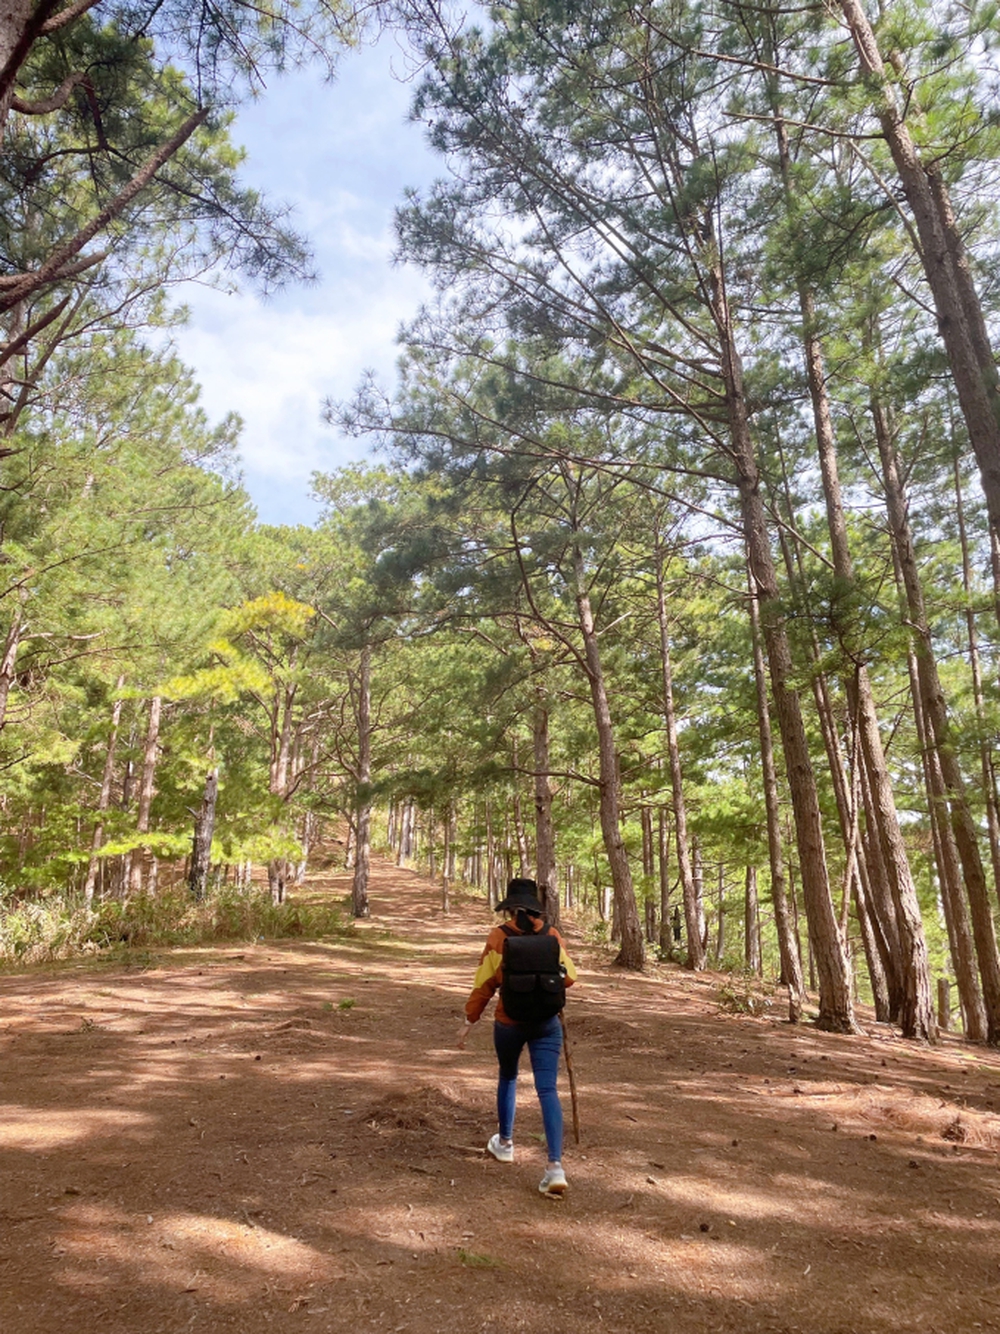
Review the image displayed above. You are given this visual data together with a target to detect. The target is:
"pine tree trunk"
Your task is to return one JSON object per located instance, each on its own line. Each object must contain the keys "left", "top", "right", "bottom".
{"left": 267, "top": 858, "right": 288, "bottom": 905}
{"left": 804, "top": 309, "right": 932, "bottom": 1036}
{"left": 789, "top": 241, "right": 931, "bottom": 1035}
{"left": 645, "top": 895, "right": 657, "bottom": 945}
{"left": 854, "top": 872, "right": 892, "bottom": 1020}
{"left": 517, "top": 795, "right": 533, "bottom": 880}
{"left": 84, "top": 677, "right": 125, "bottom": 907}
{"left": 747, "top": 568, "right": 805, "bottom": 1019}
{"left": 512, "top": 740, "right": 531, "bottom": 878}
{"left": 745, "top": 866, "right": 762, "bottom": 975}
{"left": 906, "top": 639, "right": 987, "bottom": 1040}
{"left": 874, "top": 393, "right": 1000, "bottom": 1042}
{"left": 0, "top": 596, "right": 24, "bottom": 731}
{"left": 953, "top": 456, "right": 1000, "bottom": 905}
{"left": 777, "top": 500, "right": 899, "bottom": 1018}
{"left": 295, "top": 810, "right": 314, "bottom": 888}
{"left": 717, "top": 271, "right": 855, "bottom": 1031}
{"left": 778, "top": 505, "right": 907, "bottom": 1027}
{"left": 855, "top": 756, "right": 900, "bottom": 1023}
{"left": 442, "top": 802, "right": 452, "bottom": 906}
{"left": 571, "top": 536, "right": 644, "bottom": 968}
{"left": 532, "top": 688, "right": 558, "bottom": 924}
{"left": 0, "top": 1, "right": 50, "bottom": 144}
{"left": 396, "top": 800, "right": 408, "bottom": 866}
{"left": 189, "top": 770, "right": 218, "bottom": 902}
{"left": 715, "top": 864, "right": 726, "bottom": 963}
{"left": 655, "top": 540, "right": 703, "bottom": 969}
{"left": 446, "top": 802, "right": 457, "bottom": 882}
{"left": 841, "top": 0, "right": 1000, "bottom": 547}
{"left": 128, "top": 695, "right": 161, "bottom": 895}
{"left": 641, "top": 806, "right": 654, "bottom": 879}
{"left": 486, "top": 803, "right": 497, "bottom": 906}
{"left": 352, "top": 643, "right": 372, "bottom": 919}
{"left": 771, "top": 104, "right": 932, "bottom": 1036}
{"left": 855, "top": 671, "right": 934, "bottom": 1038}
{"left": 692, "top": 838, "right": 707, "bottom": 956}
{"left": 658, "top": 807, "right": 672, "bottom": 955}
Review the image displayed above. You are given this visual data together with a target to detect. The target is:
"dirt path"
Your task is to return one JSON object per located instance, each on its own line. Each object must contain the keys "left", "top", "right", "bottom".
{"left": 2, "top": 861, "right": 1000, "bottom": 1334}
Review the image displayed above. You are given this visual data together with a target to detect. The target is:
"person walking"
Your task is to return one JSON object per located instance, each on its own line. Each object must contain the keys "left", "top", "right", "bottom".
{"left": 457, "top": 877, "right": 577, "bottom": 1196}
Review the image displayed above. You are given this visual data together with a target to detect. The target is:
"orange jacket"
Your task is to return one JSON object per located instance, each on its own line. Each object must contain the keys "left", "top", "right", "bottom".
{"left": 465, "top": 918, "right": 577, "bottom": 1025}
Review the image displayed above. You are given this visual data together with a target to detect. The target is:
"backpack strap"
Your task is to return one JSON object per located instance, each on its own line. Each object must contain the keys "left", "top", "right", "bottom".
{"left": 499, "top": 920, "right": 549, "bottom": 937}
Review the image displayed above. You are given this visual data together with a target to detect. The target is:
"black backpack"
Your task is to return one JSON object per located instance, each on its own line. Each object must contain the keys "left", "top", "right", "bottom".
{"left": 500, "top": 922, "right": 566, "bottom": 1023}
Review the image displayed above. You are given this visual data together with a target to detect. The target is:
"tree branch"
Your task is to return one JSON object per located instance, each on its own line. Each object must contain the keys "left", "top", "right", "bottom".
{"left": 0, "top": 107, "right": 209, "bottom": 314}
{"left": 10, "top": 70, "right": 85, "bottom": 114}
{"left": 39, "top": 0, "right": 102, "bottom": 35}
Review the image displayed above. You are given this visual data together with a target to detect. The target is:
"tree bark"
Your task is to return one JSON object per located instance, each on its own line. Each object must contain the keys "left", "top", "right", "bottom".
{"left": 854, "top": 870, "right": 892, "bottom": 1021}
{"left": 840, "top": 0, "right": 1000, "bottom": 555}
{"left": 873, "top": 393, "right": 1000, "bottom": 1041}
{"left": 712, "top": 266, "right": 855, "bottom": 1031}
{"left": 189, "top": 769, "right": 218, "bottom": 902}
{"left": 745, "top": 866, "right": 761, "bottom": 975}
{"left": 571, "top": 535, "right": 644, "bottom": 968}
{"left": 532, "top": 685, "right": 558, "bottom": 924}
{"left": 855, "top": 755, "right": 899, "bottom": 1023}
{"left": 771, "top": 92, "right": 934, "bottom": 1035}
{"left": 266, "top": 669, "right": 298, "bottom": 907}
{"left": 747, "top": 566, "right": 805, "bottom": 1021}
{"left": 351, "top": 643, "right": 372, "bottom": 919}
{"left": 904, "top": 628, "right": 986, "bottom": 1040}
{"left": 511, "top": 734, "right": 531, "bottom": 877}
{"left": 0, "top": 0, "right": 60, "bottom": 142}
{"left": 802, "top": 290, "right": 933, "bottom": 1037}
{"left": 655, "top": 539, "right": 703, "bottom": 969}
{"left": 128, "top": 695, "right": 161, "bottom": 895}
{"left": 953, "top": 454, "right": 1000, "bottom": 904}
{"left": 715, "top": 863, "right": 726, "bottom": 962}
{"left": 83, "top": 676, "right": 125, "bottom": 907}
{"left": 692, "top": 837, "right": 707, "bottom": 954}
{"left": 800, "top": 295, "right": 934, "bottom": 1036}
{"left": 657, "top": 807, "right": 672, "bottom": 955}
{"left": 0, "top": 596, "right": 24, "bottom": 730}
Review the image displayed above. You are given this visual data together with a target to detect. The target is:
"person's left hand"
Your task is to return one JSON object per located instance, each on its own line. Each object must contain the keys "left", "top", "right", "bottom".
{"left": 456, "top": 1020, "right": 473, "bottom": 1049}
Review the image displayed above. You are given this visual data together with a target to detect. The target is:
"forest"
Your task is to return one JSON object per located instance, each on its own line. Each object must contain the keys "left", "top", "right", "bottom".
{"left": 3, "top": 0, "right": 1000, "bottom": 1051}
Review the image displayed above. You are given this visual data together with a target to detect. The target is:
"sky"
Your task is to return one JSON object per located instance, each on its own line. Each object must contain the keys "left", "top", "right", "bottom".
{"left": 170, "top": 36, "right": 441, "bottom": 527}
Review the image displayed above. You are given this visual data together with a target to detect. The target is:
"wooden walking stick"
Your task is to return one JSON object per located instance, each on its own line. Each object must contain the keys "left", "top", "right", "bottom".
{"left": 558, "top": 1011, "right": 580, "bottom": 1144}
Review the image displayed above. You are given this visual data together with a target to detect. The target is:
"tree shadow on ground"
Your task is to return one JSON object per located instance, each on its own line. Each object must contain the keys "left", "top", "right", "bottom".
{"left": 2, "top": 861, "right": 999, "bottom": 1334}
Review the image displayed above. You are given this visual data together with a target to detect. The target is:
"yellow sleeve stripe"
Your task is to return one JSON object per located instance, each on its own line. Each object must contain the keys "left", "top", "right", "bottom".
{"left": 560, "top": 947, "right": 578, "bottom": 982}
{"left": 473, "top": 949, "right": 504, "bottom": 989}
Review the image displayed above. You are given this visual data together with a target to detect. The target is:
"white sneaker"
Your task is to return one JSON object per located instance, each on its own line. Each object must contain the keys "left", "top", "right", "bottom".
{"left": 487, "top": 1133, "right": 514, "bottom": 1163}
{"left": 539, "top": 1165, "right": 567, "bottom": 1196}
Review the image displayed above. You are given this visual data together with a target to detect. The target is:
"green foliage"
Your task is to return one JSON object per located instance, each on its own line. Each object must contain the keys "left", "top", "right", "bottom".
{"left": 6, "top": 0, "right": 1000, "bottom": 1046}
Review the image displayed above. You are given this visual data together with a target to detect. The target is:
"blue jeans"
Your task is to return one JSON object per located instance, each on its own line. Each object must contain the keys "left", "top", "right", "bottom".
{"left": 493, "top": 1015, "right": 564, "bottom": 1162}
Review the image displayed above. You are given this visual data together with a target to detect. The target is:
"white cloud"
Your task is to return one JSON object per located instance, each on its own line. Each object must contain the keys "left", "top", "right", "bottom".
{"left": 169, "top": 39, "right": 441, "bottom": 525}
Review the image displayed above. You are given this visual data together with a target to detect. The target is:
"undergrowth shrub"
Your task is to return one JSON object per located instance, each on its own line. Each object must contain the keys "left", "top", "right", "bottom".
{"left": 0, "top": 899, "right": 86, "bottom": 963}
{"left": 0, "top": 887, "right": 348, "bottom": 966}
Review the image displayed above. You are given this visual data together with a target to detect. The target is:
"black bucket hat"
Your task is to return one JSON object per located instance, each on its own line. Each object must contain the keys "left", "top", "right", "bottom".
{"left": 495, "top": 877, "right": 543, "bottom": 913}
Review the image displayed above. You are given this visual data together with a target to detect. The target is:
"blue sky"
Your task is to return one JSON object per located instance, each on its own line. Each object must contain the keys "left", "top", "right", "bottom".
{"left": 171, "top": 36, "right": 440, "bottom": 526}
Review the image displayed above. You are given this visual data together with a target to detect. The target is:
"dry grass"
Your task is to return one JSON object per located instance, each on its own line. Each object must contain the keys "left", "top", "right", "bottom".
{"left": 825, "top": 1085, "right": 1000, "bottom": 1148}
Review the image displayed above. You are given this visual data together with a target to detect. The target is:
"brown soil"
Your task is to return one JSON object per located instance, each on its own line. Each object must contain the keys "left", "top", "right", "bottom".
{"left": 3, "top": 860, "right": 1000, "bottom": 1334}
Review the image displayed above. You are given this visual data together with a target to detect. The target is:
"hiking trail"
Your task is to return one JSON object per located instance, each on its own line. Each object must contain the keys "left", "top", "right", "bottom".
{"left": 2, "top": 859, "right": 999, "bottom": 1334}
